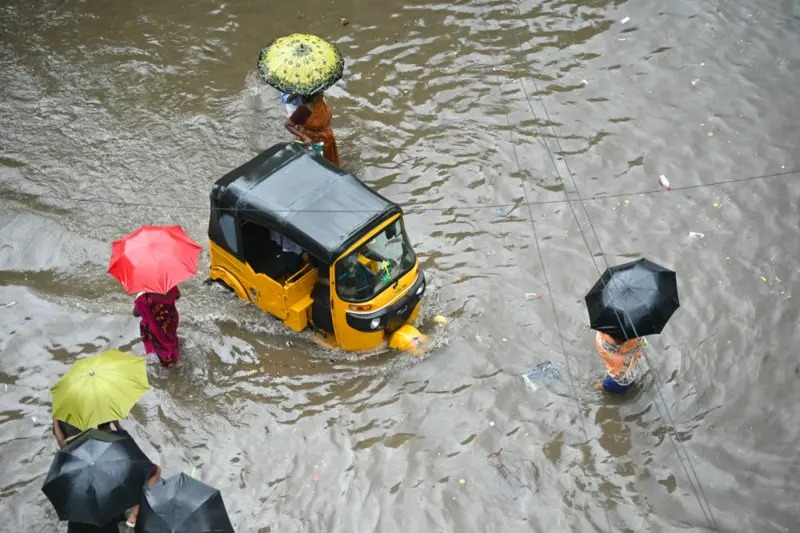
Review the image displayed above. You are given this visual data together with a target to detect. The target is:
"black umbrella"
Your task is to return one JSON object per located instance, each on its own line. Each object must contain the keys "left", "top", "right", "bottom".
{"left": 135, "top": 473, "right": 234, "bottom": 533}
{"left": 42, "top": 429, "right": 154, "bottom": 527}
{"left": 585, "top": 258, "right": 679, "bottom": 340}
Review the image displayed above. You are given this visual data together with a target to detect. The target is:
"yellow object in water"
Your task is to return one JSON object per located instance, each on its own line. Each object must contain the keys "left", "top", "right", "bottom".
{"left": 432, "top": 314, "right": 448, "bottom": 326}
{"left": 389, "top": 325, "right": 427, "bottom": 355}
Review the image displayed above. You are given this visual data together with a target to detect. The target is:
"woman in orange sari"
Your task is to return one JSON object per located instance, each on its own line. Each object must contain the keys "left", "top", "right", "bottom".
{"left": 284, "top": 92, "right": 340, "bottom": 166}
{"left": 594, "top": 331, "right": 644, "bottom": 393}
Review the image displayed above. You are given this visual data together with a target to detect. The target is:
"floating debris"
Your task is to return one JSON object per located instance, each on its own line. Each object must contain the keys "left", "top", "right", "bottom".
{"left": 459, "top": 479, "right": 466, "bottom": 485}
{"left": 712, "top": 201, "right": 721, "bottom": 208}
{"left": 658, "top": 175, "right": 671, "bottom": 190}
{"left": 521, "top": 361, "right": 561, "bottom": 392}
{"left": 620, "top": 16, "right": 631, "bottom": 24}
{"left": 524, "top": 292, "right": 542, "bottom": 300}
{"left": 488, "top": 452, "right": 527, "bottom": 497}
{"left": 760, "top": 276, "right": 768, "bottom": 283}
{"left": 432, "top": 315, "right": 448, "bottom": 326}
{"left": 2, "top": 301, "right": 16, "bottom": 308}
{"left": 688, "top": 231, "right": 705, "bottom": 239}
{"left": 340, "top": 17, "right": 350, "bottom": 26}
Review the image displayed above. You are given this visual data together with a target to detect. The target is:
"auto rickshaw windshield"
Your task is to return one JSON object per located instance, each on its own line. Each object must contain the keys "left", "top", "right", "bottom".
{"left": 335, "top": 218, "right": 416, "bottom": 302}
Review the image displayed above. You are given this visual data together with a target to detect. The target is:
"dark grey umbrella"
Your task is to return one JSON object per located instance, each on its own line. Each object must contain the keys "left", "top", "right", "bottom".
{"left": 135, "top": 473, "right": 234, "bottom": 533}
{"left": 42, "top": 429, "right": 154, "bottom": 526}
{"left": 585, "top": 258, "right": 679, "bottom": 340}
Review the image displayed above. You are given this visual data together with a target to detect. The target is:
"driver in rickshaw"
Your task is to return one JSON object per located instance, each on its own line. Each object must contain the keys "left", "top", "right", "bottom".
{"left": 337, "top": 252, "right": 378, "bottom": 300}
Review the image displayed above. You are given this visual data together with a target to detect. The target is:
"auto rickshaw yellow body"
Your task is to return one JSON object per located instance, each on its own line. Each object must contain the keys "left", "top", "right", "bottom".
{"left": 207, "top": 143, "right": 426, "bottom": 353}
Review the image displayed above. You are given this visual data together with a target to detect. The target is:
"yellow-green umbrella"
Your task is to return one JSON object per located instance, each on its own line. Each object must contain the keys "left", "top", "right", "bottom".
{"left": 257, "top": 33, "right": 344, "bottom": 97}
{"left": 51, "top": 350, "right": 150, "bottom": 431}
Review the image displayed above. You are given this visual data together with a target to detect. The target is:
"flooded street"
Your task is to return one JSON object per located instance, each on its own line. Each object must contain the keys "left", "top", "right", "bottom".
{"left": 2, "top": 0, "right": 799, "bottom": 530}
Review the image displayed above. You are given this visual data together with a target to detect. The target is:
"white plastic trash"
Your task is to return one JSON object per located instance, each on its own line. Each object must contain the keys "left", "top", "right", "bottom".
{"left": 521, "top": 361, "right": 560, "bottom": 392}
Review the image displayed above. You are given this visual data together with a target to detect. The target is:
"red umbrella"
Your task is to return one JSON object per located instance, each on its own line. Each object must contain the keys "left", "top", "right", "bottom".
{"left": 108, "top": 226, "right": 202, "bottom": 294}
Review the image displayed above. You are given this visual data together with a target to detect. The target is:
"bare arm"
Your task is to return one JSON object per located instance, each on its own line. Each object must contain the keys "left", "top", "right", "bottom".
{"left": 285, "top": 119, "right": 312, "bottom": 144}
{"left": 147, "top": 464, "right": 161, "bottom": 485}
{"left": 127, "top": 464, "right": 162, "bottom": 526}
{"left": 133, "top": 306, "right": 140, "bottom": 317}
{"left": 53, "top": 419, "right": 67, "bottom": 449}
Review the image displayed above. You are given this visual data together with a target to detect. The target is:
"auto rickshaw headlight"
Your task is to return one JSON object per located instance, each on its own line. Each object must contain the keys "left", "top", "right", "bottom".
{"left": 416, "top": 281, "right": 425, "bottom": 296}
{"left": 370, "top": 318, "right": 381, "bottom": 330}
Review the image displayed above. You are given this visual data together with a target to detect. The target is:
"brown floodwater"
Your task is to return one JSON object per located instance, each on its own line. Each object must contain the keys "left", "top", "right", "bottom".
{"left": 1, "top": 0, "right": 799, "bottom": 531}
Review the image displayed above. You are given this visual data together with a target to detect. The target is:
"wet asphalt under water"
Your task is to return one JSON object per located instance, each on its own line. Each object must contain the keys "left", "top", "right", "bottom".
{"left": 1, "top": 0, "right": 799, "bottom": 531}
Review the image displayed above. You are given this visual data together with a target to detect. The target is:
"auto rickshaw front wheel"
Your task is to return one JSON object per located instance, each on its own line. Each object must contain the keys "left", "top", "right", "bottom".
{"left": 389, "top": 324, "right": 428, "bottom": 356}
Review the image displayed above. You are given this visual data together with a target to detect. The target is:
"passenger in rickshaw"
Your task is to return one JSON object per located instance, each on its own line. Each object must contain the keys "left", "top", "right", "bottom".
{"left": 267, "top": 229, "right": 306, "bottom": 281}
{"left": 240, "top": 220, "right": 307, "bottom": 282}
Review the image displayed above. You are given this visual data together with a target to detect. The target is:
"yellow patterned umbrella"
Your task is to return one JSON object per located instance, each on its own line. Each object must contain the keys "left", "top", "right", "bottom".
{"left": 257, "top": 33, "right": 344, "bottom": 97}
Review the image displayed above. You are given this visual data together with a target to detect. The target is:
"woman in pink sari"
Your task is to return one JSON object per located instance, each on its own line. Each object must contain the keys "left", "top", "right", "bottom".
{"left": 133, "top": 287, "right": 181, "bottom": 367}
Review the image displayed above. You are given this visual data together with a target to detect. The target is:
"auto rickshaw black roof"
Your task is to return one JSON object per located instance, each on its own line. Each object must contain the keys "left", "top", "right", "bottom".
{"left": 209, "top": 142, "right": 402, "bottom": 265}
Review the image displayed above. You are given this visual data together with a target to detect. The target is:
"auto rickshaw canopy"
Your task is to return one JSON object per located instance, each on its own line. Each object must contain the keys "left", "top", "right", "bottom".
{"left": 209, "top": 143, "right": 402, "bottom": 264}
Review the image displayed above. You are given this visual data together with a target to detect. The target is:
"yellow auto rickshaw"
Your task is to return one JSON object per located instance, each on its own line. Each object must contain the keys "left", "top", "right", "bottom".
{"left": 208, "top": 142, "right": 426, "bottom": 353}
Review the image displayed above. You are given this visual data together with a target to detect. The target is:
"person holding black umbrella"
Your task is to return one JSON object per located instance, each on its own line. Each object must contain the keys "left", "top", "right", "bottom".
{"left": 135, "top": 472, "right": 234, "bottom": 532}
{"left": 61, "top": 423, "right": 161, "bottom": 532}
{"left": 92, "top": 422, "right": 162, "bottom": 529}
{"left": 584, "top": 258, "right": 680, "bottom": 394}
{"left": 43, "top": 429, "right": 158, "bottom": 532}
